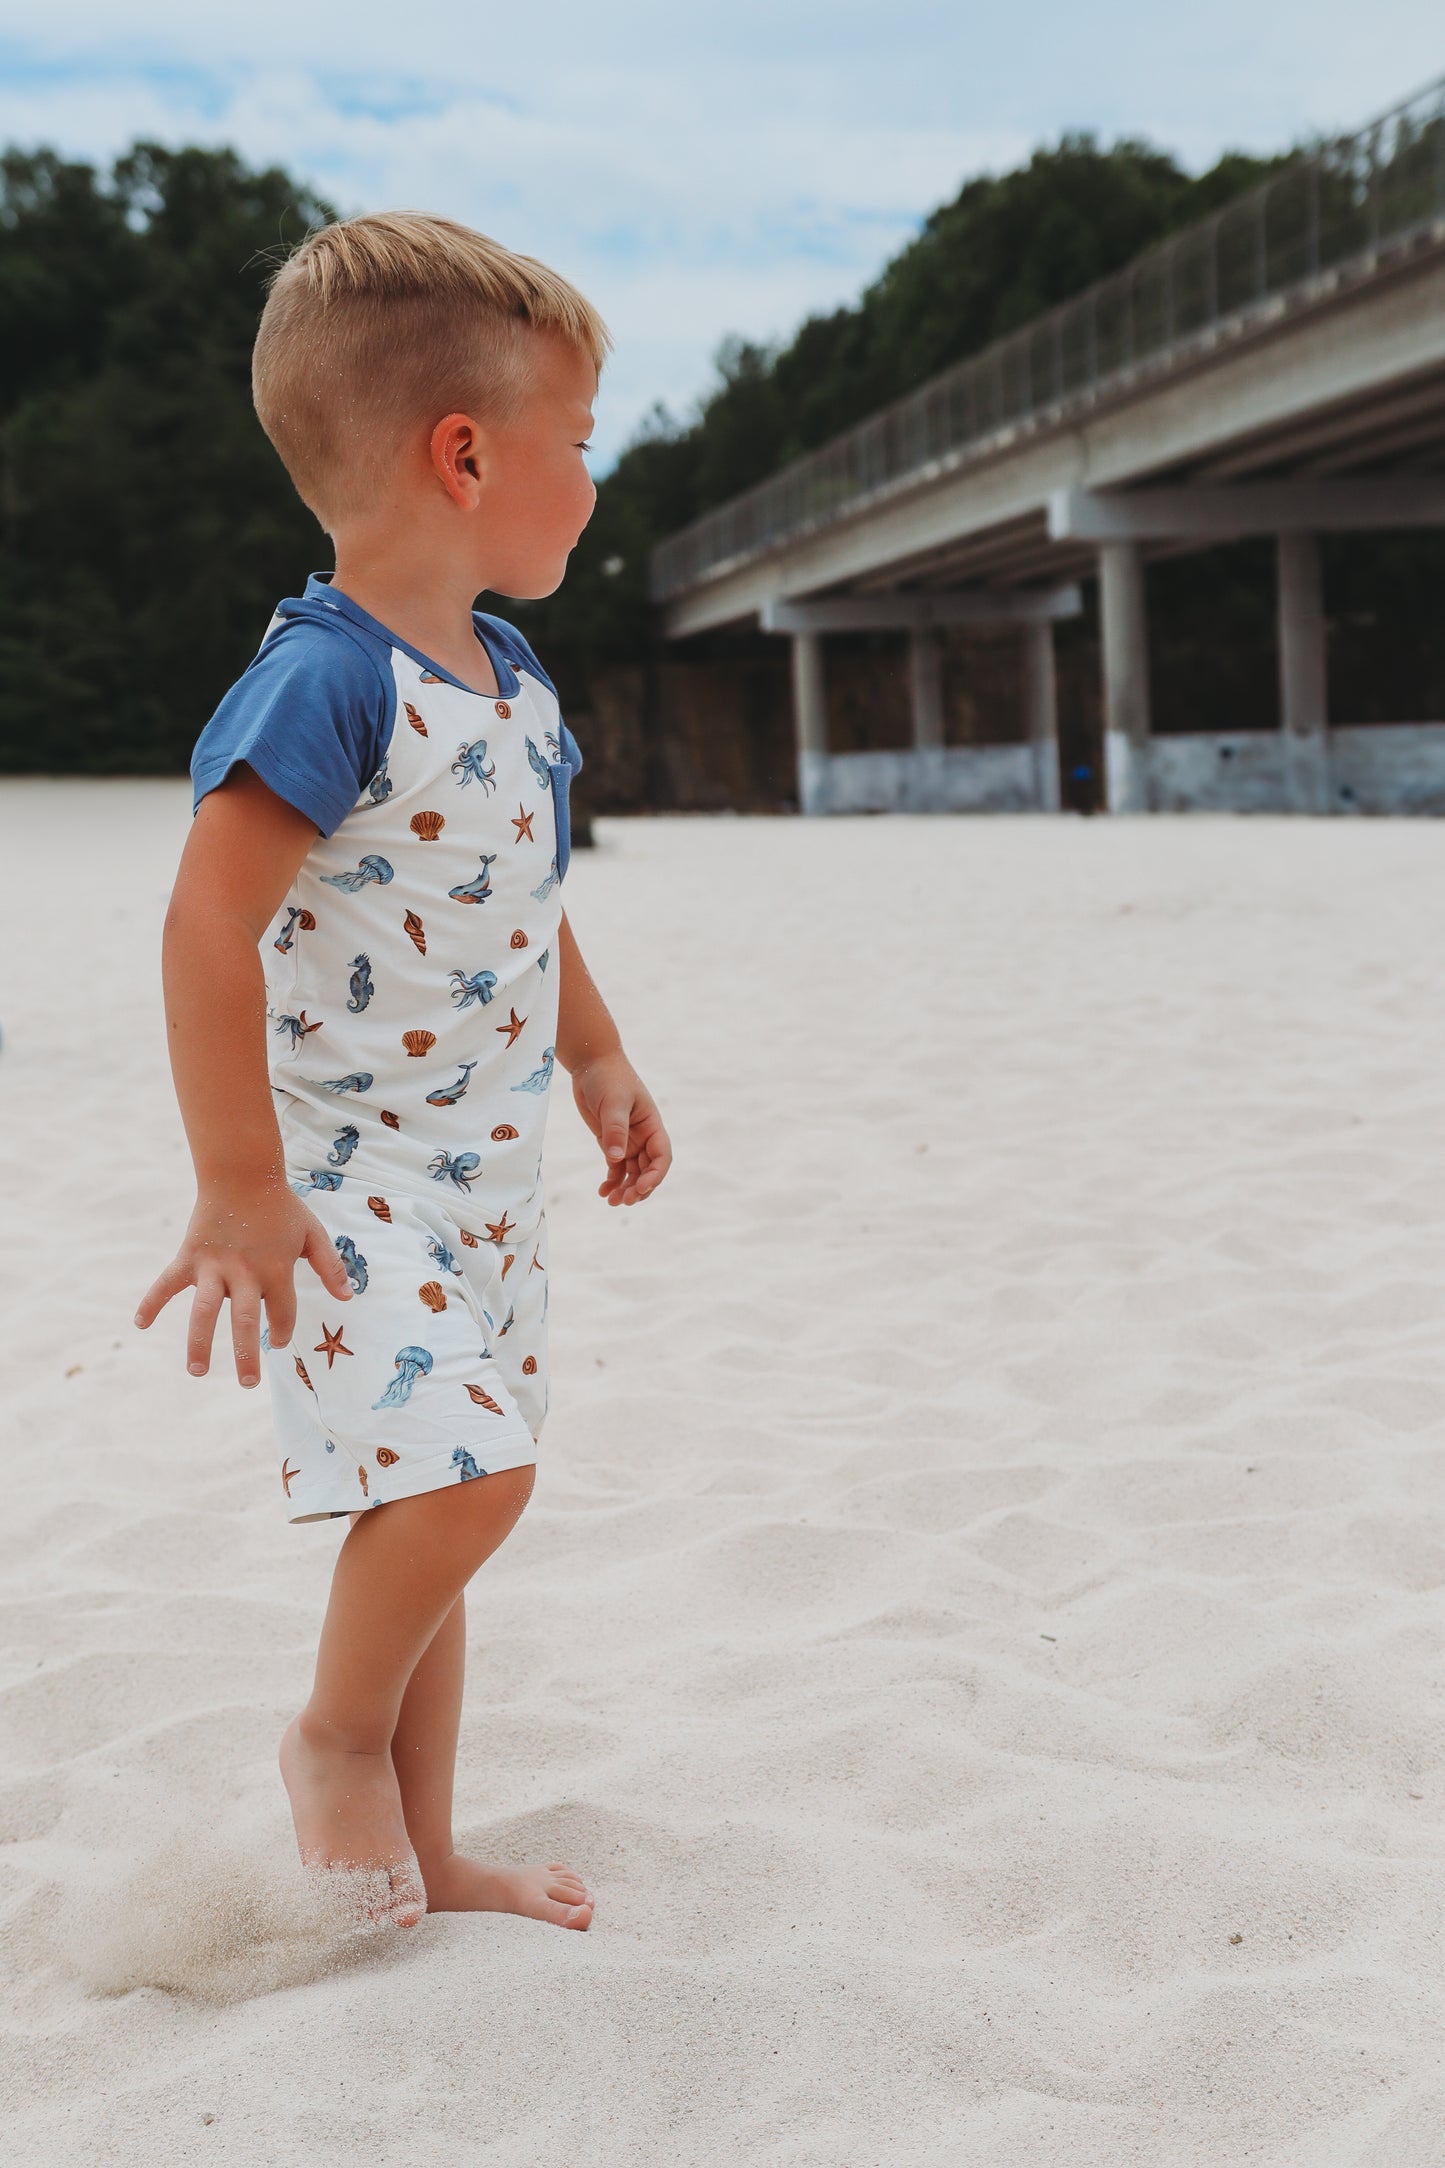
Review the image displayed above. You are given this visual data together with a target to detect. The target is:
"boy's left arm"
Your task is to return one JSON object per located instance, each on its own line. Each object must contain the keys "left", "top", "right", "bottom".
{"left": 555, "top": 910, "right": 672, "bottom": 1206}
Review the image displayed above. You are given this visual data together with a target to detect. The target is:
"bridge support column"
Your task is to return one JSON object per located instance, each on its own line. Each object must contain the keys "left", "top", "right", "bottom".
{"left": 1023, "top": 620, "right": 1061, "bottom": 811}
{"left": 1276, "top": 532, "right": 1331, "bottom": 813}
{"left": 1098, "top": 542, "right": 1151, "bottom": 812}
{"left": 791, "top": 630, "right": 829, "bottom": 815}
{"left": 908, "top": 628, "right": 945, "bottom": 748}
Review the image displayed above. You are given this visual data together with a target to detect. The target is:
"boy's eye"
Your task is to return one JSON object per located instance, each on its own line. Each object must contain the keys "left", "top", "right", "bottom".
{"left": 578, "top": 441, "right": 593, "bottom": 453}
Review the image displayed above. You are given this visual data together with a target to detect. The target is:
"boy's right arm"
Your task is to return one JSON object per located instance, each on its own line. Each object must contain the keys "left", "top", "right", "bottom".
{"left": 135, "top": 766, "right": 353, "bottom": 1388}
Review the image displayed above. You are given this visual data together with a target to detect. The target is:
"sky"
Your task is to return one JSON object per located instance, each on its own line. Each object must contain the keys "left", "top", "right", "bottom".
{"left": 0, "top": 3, "right": 1440, "bottom": 467}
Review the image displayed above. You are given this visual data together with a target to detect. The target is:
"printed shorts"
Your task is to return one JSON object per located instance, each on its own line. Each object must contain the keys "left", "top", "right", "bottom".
{"left": 265, "top": 1182, "right": 549, "bottom": 1523}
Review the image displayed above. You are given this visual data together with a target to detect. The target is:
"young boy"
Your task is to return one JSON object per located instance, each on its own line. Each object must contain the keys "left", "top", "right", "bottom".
{"left": 135, "top": 213, "right": 670, "bottom": 1932}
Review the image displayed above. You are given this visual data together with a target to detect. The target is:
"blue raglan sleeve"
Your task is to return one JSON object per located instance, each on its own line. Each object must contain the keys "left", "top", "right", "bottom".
{"left": 190, "top": 619, "right": 394, "bottom": 836}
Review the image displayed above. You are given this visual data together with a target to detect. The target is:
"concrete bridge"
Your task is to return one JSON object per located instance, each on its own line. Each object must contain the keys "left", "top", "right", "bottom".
{"left": 651, "top": 74, "right": 1445, "bottom": 814}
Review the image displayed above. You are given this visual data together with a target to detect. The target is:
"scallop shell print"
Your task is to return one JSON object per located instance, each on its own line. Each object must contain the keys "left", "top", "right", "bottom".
{"left": 410, "top": 811, "right": 445, "bottom": 841}
{"left": 403, "top": 1030, "right": 437, "bottom": 1058}
{"left": 418, "top": 1282, "right": 448, "bottom": 1313}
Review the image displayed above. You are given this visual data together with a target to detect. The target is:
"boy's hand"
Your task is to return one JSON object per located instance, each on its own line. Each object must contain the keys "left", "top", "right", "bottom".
{"left": 134, "top": 1181, "right": 353, "bottom": 1388}
{"left": 570, "top": 1051, "right": 672, "bottom": 1207}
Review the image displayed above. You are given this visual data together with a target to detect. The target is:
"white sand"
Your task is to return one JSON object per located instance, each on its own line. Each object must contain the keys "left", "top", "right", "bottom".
{"left": 3, "top": 781, "right": 1445, "bottom": 2165}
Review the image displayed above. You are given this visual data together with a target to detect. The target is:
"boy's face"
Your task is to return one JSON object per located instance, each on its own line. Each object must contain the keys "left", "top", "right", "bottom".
{"left": 476, "top": 333, "right": 599, "bottom": 600}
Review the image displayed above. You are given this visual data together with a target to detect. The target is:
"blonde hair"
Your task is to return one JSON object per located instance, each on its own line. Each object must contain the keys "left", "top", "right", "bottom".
{"left": 253, "top": 211, "right": 611, "bottom": 526}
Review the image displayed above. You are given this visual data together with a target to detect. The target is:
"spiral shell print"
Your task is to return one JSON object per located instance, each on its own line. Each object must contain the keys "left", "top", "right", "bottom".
{"left": 367, "top": 1196, "right": 392, "bottom": 1222}
{"left": 495, "top": 700, "right": 511, "bottom": 719}
{"left": 298, "top": 909, "right": 316, "bottom": 932}
{"left": 458, "top": 1228, "right": 479, "bottom": 1247}
{"left": 375, "top": 1446, "right": 400, "bottom": 1468}
{"left": 521, "top": 1355, "right": 538, "bottom": 1376}
{"left": 404, "top": 910, "right": 426, "bottom": 955}
{"left": 418, "top": 1281, "right": 448, "bottom": 1313}
{"left": 402, "top": 1030, "right": 436, "bottom": 1058}
{"left": 295, "top": 1356, "right": 314, "bottom": 1392}
{"left": 489, "top": 1122, "right": 518, "bottom": 1142}
{"left": 510, "top": 929, "right": 528, "bottom": 949}
{"left": 465, "top": 1382, "right": 504, "bottom": 1412}
{"left": 405, "top": 702, "right": 427, "bottom": 736}
{"left": 410, "top": 810, "right": 445, "bottom": 842}
{"left": 380, "top": 1109, "right": 401, "bottom": 1129}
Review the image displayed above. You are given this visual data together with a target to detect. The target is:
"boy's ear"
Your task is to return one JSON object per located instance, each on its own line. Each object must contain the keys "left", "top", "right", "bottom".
{"left": 430, "top": 413, "right": 489, "bottom": 507}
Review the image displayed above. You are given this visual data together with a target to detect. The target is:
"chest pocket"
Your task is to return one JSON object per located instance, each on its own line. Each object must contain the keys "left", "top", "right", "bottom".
{"left": 550, "top": 762, "right": 573, "bottom": 881}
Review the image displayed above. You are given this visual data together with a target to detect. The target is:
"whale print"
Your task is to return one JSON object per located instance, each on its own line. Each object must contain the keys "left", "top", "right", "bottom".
{"left": 426, "top": 1061, "right": 476, "bottom": 1107}
{"left": 334, "top": 1234, "right": 369, "bottom": 1294}
{"left": 372, "top": 1344, "right": 433, "bottom": 1410}
{"left": 451, "top": 1446, "right": 485, "bottom": 1481}
{"left": 451, "top": 739, "right": 498, "bottom": 793}
{"left": 511, "top": 1046, "right": 555, "bottom": 1095}
{"left": 525, "top": 738, "right": 552, "bottom": 791}
{"left": 448, "top": 854, "right": 497, "bottom": 905}
{"left": 347, "top": 955, "right": 374, "bottom": 1012}
{"left": 428, "top": 1148, "right": 481, "bottom": 1190}
{"left": 449, "top": 967, "right": 497, "bottom": 1010}
{"left": 318, "top": 1072, "right": 373, "bottom": 1094}
{"left": 274, "top": 906, "right": 316, "bottom": 954}
{"left": 321, "top": 854, "right": 394, "bottom": 894}
{"left": 364, "top": 759, "right": 393, "bottom": 807}
{"left": 274, "top": 1011, "right": 323, "bottom": 1049}
{"left": 426, "top": 1234, "right": 464, "bottom": 1277}
{"left": 327, "top": 1124, "right": 360, "bottom": 1166}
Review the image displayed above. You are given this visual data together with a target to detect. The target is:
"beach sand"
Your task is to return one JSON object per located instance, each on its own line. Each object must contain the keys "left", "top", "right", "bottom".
{"left": 2, "top": 780, "right": 1444, "bottom": 2165}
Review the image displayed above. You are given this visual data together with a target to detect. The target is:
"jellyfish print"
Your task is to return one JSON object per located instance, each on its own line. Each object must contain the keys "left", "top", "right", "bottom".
{"left": 321, "top": 854, "right": 394, "bottom": 894}
{"left": 511, "top": 1046, "right": 555, "bottom": 1095}
{"left": 525, "top": 737, "right": 552, "bottom": 791}
{"left": 273, "top": 1011, "right": 323, "bottom": 1049}
{"left": 347, "top": 955, "right": 374, "bottom": 1013}
{"left": 425, "top": 1234, "right": 464, "bottom": 1277}
{"left": 451, "top": 1447, "right": 485, "bottom": 1482}
{"left": 425, "top": 1061, "right": 476, "bottom": 1108}
{"left": 372, "top": 1345, "right": 434, "bottom": 1410}
{"left": 327, "top": 1123, "right": 360, "bottom": 1166}
{"left": 530, "top": 858, "right": 560, "bottom": 901}
{"left": 449, "top": 967, "right": 497, "bottom": 1010}
{"left": 450, "top": 739, "right": 498, "bottom": 793}
{"left": 448, "top": 854, "right": 498, "bottom": 905}
{"left": 334, "top": 1234, "right": 369, "bottom": 1294}
{"left": 428, "top": 1149, "right": 482, "bottom": 1191}
{"left": 317, "top": 1072, "right": 373, "bottom": 1094}
{"left": 364, "top": 758, "right": 393, "bottom": 807}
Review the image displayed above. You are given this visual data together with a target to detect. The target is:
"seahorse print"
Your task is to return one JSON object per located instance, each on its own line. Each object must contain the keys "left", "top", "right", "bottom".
{"left": 347, "top": 955, "right": 374, "bottom": 1012}
{"left": 511, "top": 1046, "right": 555, "bottom": 1095}
{"left": 321, "top": 854, "right": 394, "bottom": 894}
{"left": 372, "top": 1345, "right": 433, "bottom": 1410}
{"left": 334, "top": 1234, "right": 369, "bottom": 1294}
{"left": 428, "top": 1149, "right": 481, "bottom": 1191}
{"left": 530, "top": 857, "right": 560, "bottom": 901}
{"left": 451, "top": 739, "right": 498, "bottom": 792}
{"left": 426, "top": 1061, "right": 476, "bottom": 1107}
{"left": 274, "top": 1011, "right": 323, "bottom": 1049}
{"left": 525, "top": 737, "right": 552, "bottom": 791}
{"left": 449, "top": 967, "right": 497, "bottom": 1010}
{"left": 448, "top": 853, "right": 498, "bottom": 905}
{"left": 452, "top": 1446, "right": 485, "bottom": 1481}
{"left": 318, "top": 1072, "right": 374, "bottom": 1094}
{"left": 327, "top": 1123, "right": 360, "bottom": 1166}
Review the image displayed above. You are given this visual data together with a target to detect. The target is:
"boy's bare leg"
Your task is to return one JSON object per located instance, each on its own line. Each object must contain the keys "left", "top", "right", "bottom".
{"left": 280, "top": 1465, "right": 576, "bottom": 1928}
{"left": 389, "top": 1591, "right": 593, "bottom": 1928}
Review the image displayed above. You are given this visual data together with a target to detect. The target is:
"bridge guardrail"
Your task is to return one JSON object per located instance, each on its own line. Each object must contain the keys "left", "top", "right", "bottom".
{"left": 650, "top": 73, "right": 1445, "bottom": 603}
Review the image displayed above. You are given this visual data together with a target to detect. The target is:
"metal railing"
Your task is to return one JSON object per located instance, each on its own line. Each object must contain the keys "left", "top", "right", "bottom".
{"left": 650, "top": 72, "right": 1445, "bottom": 602}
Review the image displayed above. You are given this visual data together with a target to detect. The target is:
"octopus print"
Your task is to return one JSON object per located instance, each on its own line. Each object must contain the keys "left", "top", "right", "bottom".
{"left": 347, "top": 955, "right": 374, "bottom": 1013}
{"left": 426, "top": 1061, "right": 477, "bottom": 1107}
{"left": 544, "top": 729, "right": 561, "bottom": 760}
{"left": 321, "top": 854, "right": 394, "bottom": 894}
{"left": 274, "top": 1011, "right": 323, "bottom": 1049}
{"left": 327, "top": 1123, "right": 360, "bottom": 1166}
{"left": 274, "top": 906, "right": 316, "bottom": 954}
{"left": 429, "top": 1148, "right": 481, "bottom": 1191}
{"left": 334, "top": 1233, "right": 369, "bottom": 1294}
{"left": 318, "top": 1072, "right": 373, "bottom": 1094}
{"left": 450, "top": 967, "right": 497, "bottom": 1010}
{"left": 531, "top": 857, "right": 560, "bottom": 902}
{"left": 448, "top": 854, "right": 498, "bottom": 905}
{"left": 511, "top": 1047, "right": 556, "bottom": 1095}
{"left": 451, "top": 738, "right": 498, "bottom": 792}
{"left": 373, "top": 1345, "right": 434, "bottom": 1410}
{"left": 525, "top": 738, "right": 552, "bottom": 792}
{"left": 451, "top": 1447, "right": 485, "bottom": 1481}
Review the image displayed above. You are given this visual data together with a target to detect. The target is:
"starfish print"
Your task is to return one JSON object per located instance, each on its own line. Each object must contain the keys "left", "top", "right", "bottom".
{"left": 484, "top": 1212, "right": 516, "bottom": 1245}
{"left": 529, "top": 1248, "right": 545, "bottom": 1273}
{"left": 281, "top": 1458, "right": 299, "bottom": 1498}
{"left": 315, "top": 1322, "right": 354, "bottom": 1368}
{"left": 511, "top": 804, "right": 535, "bottom": 843}
{"left": 496, "top": 1007, "right": 526, "bottom": 1046}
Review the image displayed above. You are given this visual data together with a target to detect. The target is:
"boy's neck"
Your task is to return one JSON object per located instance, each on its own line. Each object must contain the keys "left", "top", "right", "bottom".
{"left": 327, "top": 542, "right": 500, "bottom": 699}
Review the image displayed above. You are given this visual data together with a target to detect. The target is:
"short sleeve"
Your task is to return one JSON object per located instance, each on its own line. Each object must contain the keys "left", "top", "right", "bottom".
{"left": 191, "top": 618, "right": 394, "bottom": 836}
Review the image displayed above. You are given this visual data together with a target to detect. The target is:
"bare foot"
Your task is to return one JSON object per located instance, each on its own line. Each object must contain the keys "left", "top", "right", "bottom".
{"left": 279, "top": 1714, "right": 427, "bottom": 1929}
{"left": 420, "top": 1852, "right": 594, "bottom": 1929}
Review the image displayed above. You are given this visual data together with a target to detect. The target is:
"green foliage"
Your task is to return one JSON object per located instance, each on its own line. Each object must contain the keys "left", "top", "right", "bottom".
{"left": 0, "top": 144, "right": 330, "bottom": 772}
